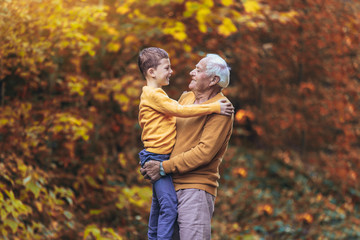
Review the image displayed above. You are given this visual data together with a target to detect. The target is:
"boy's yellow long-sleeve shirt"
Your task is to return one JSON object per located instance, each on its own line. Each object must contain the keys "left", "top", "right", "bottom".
{"left": 139, "top": 86, "right": 221, "bottom": 155}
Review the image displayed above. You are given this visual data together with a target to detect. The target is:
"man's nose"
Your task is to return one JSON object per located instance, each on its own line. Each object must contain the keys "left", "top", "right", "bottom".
{"left": 190, "top": 69, "right": 195, "bottom": 75}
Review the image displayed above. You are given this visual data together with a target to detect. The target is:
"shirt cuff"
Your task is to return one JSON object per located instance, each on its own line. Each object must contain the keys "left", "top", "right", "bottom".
{"left": 159, "top": 162, "right": 166, "bottom": 176}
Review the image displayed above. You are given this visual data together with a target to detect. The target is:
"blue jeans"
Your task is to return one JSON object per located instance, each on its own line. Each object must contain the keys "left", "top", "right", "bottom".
{"left": 139, "top": 149, "right": 178, "bottom": 240}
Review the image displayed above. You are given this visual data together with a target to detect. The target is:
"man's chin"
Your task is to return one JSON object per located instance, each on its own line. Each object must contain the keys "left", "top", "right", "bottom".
{"left": 188, "top": 82, "right": 195, "bottom": 90}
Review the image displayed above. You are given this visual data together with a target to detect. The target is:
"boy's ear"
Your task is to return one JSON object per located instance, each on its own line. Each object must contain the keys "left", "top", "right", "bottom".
{"left": 147, "top": 68, "right": 156, "bottom": 78}
{"left": 209, "top": 76, "right": 220, "bottom": 86}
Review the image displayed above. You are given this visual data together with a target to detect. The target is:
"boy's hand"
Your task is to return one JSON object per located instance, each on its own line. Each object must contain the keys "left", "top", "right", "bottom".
{"left": 141, "top": 160, "right": 161, "bottom": 183}
{"left": 219, "top": 99, "right": 234, "bottom": 116}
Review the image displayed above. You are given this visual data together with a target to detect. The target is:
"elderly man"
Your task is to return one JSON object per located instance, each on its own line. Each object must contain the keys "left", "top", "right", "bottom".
{"left": 141, "top": 53, "right": 234, "bottom": 240}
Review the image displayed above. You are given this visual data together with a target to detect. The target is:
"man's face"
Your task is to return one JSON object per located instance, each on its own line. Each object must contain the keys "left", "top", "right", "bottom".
{"left": 153, "top": 58, "right": 173, "bottom": 87}
{"left": 189, "top": 58, "right": 212, "bottom": 92}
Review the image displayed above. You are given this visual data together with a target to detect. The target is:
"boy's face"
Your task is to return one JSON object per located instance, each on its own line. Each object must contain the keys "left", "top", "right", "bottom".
{"left": 152, "top": 58, "right": 173, "bottom": 86}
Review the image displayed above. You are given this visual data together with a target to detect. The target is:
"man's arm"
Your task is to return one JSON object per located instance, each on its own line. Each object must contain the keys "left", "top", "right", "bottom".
{"left": 162, "top": 113, "right": 233, "bottom": 175}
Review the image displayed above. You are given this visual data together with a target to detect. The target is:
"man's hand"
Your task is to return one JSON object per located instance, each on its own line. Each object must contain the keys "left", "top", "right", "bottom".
{"left": 140, "top": 167, "right": 150, "bottom": 180}
{"left": 140, "top": 160, "right": 161, "bottom": 183}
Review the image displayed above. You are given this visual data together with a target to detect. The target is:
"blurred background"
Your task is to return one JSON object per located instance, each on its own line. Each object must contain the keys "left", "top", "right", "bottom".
{"left": 0, "top": 0, "right": 359, "bottom": 239}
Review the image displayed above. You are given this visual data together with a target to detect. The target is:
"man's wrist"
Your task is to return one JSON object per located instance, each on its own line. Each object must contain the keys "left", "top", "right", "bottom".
{"left": 159, "top": 162, "right": 166, "bottom": 176}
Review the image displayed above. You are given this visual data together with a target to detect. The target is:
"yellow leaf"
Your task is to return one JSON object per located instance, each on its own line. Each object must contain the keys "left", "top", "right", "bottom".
{"left": 173, "top": 32, "right": 187, "bottom": 41}
{"left": 3, "top": 219, "right": 18, "bottom": 233}
{"left": 89, "top": 209, "right": 103, "bottom": 215}
{"left": 19, "top": 51, "right": 26, "bottom": 57}
{"left": 114, "top": 93, "right": 129, "bottom": 104}
{"left": 68, "top": 82, "right": 85, "bottom": 96}
{"left": 85, "top": 176, "right": 100, "bottom": 188}
{"left": 203, "top": 0, "right": 214, "bottom": 7}
{"left": 103, "top": 228, "right": 123, "bottom": 240}
{"left": 116, "top": 194, "right": 127, "bottom": 209}
{"left": 79, "top": 130, "right": 90, "bottom": 141}
{"left": 279, "top": 10, "right": 299, "bottom": 23}
{"left": 94, "top": 93, "right": 110, "bottom": 102}
{"left": 125, "top": 87, "right": 139, "bottom": 97}
{"left": 147, "top": 0, "right": 165, "bottom": 6}
{"left": 26, "top": 181, "right": 41, "bottom": 198}
{"left": 35, "top": 201, "right": 43, "bottom": 212}
{"left": 59, "top": 41, "right": 70, "bottom": 49}
{"left": 106, "top": 27, "right": 120, "bottom": 36}
{"left": 184, "top": 1, "right": 200, "bottom": 17}
{"left": 116, "top": 5, "right": 129, "bottom": 15}
{"left": 199, "top": 23, "right": 207, "bottom": 33}
{"left": 124, "top": 35, "right": 137, "bottom": 45}
{"left": 53, "top": 125, "right": 63, "bottom": 132}
{"left": 196, "top": 8, "right": 211, "bottom": 23}
{"left": 86, "top": 121, "right": 94, "bottom": 129}
{"left": 162, "top": 21, "right": 187, "bottom": 41}
{"left": 68, "top": 117, "right": 82, "bottom": 126}
{"left": 106, "top": 42, "right": 121, "bottom": 52}
{"left": 246, "top": 21, "right": 258, "bottom": 28}
{"left": 0, "top": 118, "right": 9, "bottom": 127}
{"left": 218, "top": 18, "right": 237, "bottom": 37}
{"left": 84, "top": 224, "right": 101, "bottom": 240}
{"left": 88, "top": 50, "right": 95, "bottom": 56}
{"left": 243, "top": 0, "right": 261, "bottom": 13}
{"left": 21, "top": 102, "right": 32, "bottom": 113}
{"left": 118, "top": 153, "right": 127, "bottom": 168}
{"left": 221, "top": 0, "right": 233, "bottom": 6}
{"left": 184, "top": 44, "right": 192, "bottom": 52}
{"left": 282, "top": 10, "right": 298, "bottom": 18}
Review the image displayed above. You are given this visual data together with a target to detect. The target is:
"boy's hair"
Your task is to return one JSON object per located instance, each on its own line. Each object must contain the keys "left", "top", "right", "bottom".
{"left": 138, "top": 47, "right": 169, "bottom": 78}
{"left": 204, "top": 54, "right": 231, "bottom": 88}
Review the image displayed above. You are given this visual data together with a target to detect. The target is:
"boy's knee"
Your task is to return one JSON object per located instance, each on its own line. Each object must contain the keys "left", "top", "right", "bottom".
{"left": 159, "top": 194, "right": 177, "bottom": 216}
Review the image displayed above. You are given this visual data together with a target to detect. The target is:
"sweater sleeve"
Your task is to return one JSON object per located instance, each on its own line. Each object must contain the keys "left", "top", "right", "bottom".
{"left": 162, "top": 114, "right": 233, "bottom": 174}
{"left": 147, "top": 89, "right": 221, "bottom": 117}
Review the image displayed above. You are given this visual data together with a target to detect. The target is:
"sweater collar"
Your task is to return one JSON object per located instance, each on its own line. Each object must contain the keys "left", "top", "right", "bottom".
{"left": 190, "top": 91, "right": 225, "bottom": 104}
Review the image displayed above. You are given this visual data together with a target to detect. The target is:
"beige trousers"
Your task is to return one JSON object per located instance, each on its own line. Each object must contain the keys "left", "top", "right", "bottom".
{"left": 172, "top": 189, "right": 215, "bottom": 240}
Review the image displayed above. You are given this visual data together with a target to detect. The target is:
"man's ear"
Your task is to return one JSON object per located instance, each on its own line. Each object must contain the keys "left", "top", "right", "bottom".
{"left": 147, "top": 68, "right": 156, "bottom": 78}
{"left": 209, "top": 76, "right": 220, "bottom": 86}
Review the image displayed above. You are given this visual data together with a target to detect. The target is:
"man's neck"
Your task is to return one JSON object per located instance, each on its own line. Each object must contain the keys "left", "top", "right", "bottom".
{"left": 193, "top": 88, "right": 221, "bottom": 104}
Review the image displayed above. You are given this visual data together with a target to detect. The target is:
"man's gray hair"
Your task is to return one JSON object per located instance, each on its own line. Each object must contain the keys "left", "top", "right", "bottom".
{"left": 204, "top": 54, "right": 230, "bottom": 88}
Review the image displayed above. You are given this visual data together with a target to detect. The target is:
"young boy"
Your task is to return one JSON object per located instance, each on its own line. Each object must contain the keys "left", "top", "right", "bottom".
{"left": 137, "top": 47, "right": 233, "bottom": 240}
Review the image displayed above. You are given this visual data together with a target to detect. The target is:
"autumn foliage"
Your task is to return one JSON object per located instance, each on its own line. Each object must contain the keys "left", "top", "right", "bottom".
{"left": 0, "top": 0, "right": 359, "bottom": 239}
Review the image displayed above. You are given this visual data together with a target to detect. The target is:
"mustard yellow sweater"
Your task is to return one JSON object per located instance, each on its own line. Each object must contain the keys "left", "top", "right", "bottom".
{"left": 162, "top": 91, "right": 234, "bottom": 196}
{"left": 139, "top": 86, "right": 221, "bottom": 154}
